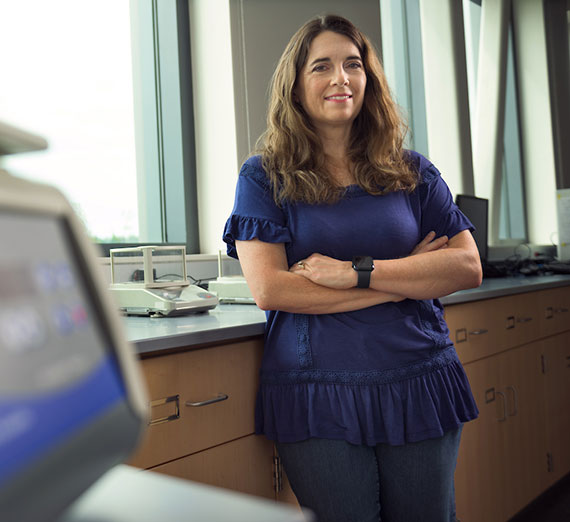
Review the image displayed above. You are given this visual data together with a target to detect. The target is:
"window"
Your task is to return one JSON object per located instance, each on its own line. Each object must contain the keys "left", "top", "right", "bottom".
{"left": 379, "top": 0, "right": 428, "bottom": 156}
{"left": 463, "top": 0, "right": 527, "bottom": 242}
{"left": 0, "top": 0, "right": 198, "bottom": 252}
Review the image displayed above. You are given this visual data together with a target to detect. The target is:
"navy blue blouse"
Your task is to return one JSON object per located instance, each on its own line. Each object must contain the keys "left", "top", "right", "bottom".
{"left": 223, "top": 151, "right": 479, "bottom": 446}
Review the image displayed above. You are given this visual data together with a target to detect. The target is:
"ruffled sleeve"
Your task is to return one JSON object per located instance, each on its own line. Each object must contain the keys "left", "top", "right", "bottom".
{"left": 417, "top": 159, "right": 474, "bottom": 240}
{"left": 223, "top": 156, "right": 291, "bottom": 259}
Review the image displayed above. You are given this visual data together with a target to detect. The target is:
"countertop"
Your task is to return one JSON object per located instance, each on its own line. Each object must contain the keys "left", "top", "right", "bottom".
{"left": 124, "top": 275, "right": 570, "bottom": 356}
{"left": 60, "top": 465, "right": 312, "bottom": 522}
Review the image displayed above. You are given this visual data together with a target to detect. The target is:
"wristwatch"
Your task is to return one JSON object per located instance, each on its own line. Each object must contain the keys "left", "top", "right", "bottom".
{"left": 352, "top": 256, "right": 375, "bottom": 288}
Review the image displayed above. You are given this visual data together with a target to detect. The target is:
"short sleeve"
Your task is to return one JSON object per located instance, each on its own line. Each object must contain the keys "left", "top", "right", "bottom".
{"left": 417, "top": 161, "right": 474, "bottom": 240}
{"left": 223, "top": 156, "right": 291, "bottom": 259}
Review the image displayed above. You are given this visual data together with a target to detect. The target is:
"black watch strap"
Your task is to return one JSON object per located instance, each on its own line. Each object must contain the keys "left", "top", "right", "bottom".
{"left": 356, "top": 270, "right": 372, "bottom": 289}
{"left": 352, "top": 256, "right": 374, "bottom": 288}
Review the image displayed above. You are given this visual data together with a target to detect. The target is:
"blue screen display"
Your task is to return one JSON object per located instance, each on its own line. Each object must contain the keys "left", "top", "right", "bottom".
{"left": 0, "top": 213, "right": 127, "bottom": 485}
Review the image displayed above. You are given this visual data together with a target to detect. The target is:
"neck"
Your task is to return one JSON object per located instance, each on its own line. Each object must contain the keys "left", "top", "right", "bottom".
{"left": 315, "top": 126, "right": 354, "bottom": 186}
{"left": 316, "top": 124, "right": 351, "bottom": 159}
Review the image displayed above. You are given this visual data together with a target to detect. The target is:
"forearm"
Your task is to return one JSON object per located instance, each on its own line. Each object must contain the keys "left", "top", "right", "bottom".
{"left": 369, "top": 248, "right": 482, "bottom": 299}
{"left": 293, "top": 230, "right": 482, "bottom": 300}
{"left": 254, "top": 270, "right": 401, "bottom": 314}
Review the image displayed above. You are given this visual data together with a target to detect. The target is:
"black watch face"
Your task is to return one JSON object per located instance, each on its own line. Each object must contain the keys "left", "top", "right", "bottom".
{"left": 353, "top": 256, "right": 373, "bottom": 271}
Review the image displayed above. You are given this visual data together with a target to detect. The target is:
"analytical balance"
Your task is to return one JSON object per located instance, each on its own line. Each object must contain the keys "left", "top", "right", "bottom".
{"left": 109, "top": 246, "right": 218, "bottom": 317}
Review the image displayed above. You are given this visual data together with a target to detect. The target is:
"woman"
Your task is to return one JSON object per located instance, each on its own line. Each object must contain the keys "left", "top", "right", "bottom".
{"left": 223, "top": 14, "right": 482, "bottom": 522}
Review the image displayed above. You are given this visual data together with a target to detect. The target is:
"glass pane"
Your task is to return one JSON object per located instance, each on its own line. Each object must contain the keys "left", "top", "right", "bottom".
{"left": 463, "top": 0, "right": 527, "bottom": 241}
{"left": 380, "top": 0, "right": 428, "bottom": 156}
{"left": 500, "top": 25, "right": 526, "bottom": 240}
{"left": 0, "top": 1, "right": 139, "bottom": 243}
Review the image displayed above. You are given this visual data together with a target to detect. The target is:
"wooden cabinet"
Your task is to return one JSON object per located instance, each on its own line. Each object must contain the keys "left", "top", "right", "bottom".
{"left": 538, "top": 286, "right": 570, "bottom": 337}
{"left": 127, "top": 283, "right": 570, "bottom": 520}
{"left": 542, "top": 331, "right": 570, "bottom": 485}
{"left": 152, "top": 434, "right": 276, "bottom": 499}
{"left": 444, "top": 292, "right": 539, "bottom": 364}
{"left": 453, "top": 285, "right": 570, "bottom": 522}
{"left": 128, "top": 338, "right": 276, "bottom": 499}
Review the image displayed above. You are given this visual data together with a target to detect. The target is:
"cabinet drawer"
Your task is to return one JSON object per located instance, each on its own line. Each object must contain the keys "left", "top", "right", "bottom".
{"left": 150, "top": 434, "right": 275, "bottom": 499}
{"left": 538, "top": 286, "right": 570, "bottom": 337}
{"left": 445, "top": 293, "right": 539, "bottom": 364}
{"left": 129, "top": 339, "right": 263, "bottom": 469}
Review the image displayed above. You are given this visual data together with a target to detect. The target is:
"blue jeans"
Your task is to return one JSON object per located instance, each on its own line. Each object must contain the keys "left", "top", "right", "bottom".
{"left": 275, "top": 426, "right": 462, "bottom": 522}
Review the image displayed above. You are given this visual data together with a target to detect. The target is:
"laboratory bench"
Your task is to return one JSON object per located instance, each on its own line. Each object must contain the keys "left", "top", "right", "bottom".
{"left": 123, "top": 275, "right": 570, "bottom": 522}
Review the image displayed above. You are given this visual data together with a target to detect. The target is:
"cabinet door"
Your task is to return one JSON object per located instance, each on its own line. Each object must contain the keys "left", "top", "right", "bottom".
{"left": 542, "top": 332, "right": 570, "bottom": 485}
{"left": 151, "top": 434, "right": 276, "bottom": 499}
{"left": 455, "top": 356, "right": 508, "bottom": 522}
{"left": 499, "top": 342, "right": 548, "bottom": 519}
{"left": 129, "top": 339, "right": 263, "bottom": 468}
{"left": 538, "top": 286, "right": 570, "bottom": 337}
{"left": 455, "top": 343, "right": 546, "bottom": 522}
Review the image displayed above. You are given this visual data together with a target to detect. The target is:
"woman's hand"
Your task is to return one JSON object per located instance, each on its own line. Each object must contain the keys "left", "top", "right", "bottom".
{"left": 289, "top": 253, "right": 355, "bottom": 289}
{"left": 410, "top": 231, "right": 448, "bottom": 256}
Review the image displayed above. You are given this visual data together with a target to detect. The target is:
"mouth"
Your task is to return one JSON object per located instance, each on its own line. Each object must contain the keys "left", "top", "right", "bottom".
{"left": 324, "top": 94, "right": 352, "bottom": 101}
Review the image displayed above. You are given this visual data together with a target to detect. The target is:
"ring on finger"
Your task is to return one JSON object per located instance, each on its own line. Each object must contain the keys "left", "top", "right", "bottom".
{"left": 297, "top": 261, "right": 304, "bottom": 268}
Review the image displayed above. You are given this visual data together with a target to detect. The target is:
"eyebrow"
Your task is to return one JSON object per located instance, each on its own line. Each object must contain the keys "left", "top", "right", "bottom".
{"left": 308, "top": 55, "right": 362, "bottom": 67}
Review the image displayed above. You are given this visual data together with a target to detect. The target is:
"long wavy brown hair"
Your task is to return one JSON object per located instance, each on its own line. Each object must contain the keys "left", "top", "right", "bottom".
{"left": 256, "top": 14, "right": 418, "bottom": 204}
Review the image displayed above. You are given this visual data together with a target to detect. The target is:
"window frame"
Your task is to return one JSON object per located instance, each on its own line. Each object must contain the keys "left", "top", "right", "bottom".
{"left": 100, "top": 0, "right": 198, "bottom": 256}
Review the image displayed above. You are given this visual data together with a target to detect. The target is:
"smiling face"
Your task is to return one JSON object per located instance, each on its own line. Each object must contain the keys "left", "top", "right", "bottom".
{"left": 295, "top": 30, "right": 367, "bottom": 136}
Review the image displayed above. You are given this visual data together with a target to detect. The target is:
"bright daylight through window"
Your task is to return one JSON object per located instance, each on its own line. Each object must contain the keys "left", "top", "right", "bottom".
{"left": 0, "top": 1, "right": 139, "bottom": 243}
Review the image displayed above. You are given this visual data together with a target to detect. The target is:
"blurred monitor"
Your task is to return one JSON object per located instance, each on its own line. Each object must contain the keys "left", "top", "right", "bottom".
{"left": 455, "top": 194, "right": 489, "bottom": 262}
{"left": 0, "top": 170, "right": 148, "bottom": 522}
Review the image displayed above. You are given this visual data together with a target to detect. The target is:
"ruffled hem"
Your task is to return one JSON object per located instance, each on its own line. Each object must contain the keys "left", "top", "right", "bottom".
{"left": 255, "top": 358, "right": 478, "bottom": 446}
{"left": 223, "top": 214, "right": 291, "bottom": 259}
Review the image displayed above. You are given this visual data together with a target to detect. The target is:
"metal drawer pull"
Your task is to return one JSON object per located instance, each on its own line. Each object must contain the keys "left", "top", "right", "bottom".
{"left": 555, "top": 307, "right": 569, "bottom": 313}
{"left": 496, "top": 391, "right": 507, "bottom": 422}
{"left": 495, "top": 391, "right": 507, "bottom": 422}
{"left": 516, "top": 317, "right": 533, "bottom": 323}
{"left": 469, "top": 329, "right": 488, "bottom": 336}
{"left": 506, "top": 385, "right": 518, "bottom": 416}
{"left": 149, "top": 395, "right": 180, "bottom": 426}
{"left": 186, "top": 393, "right": 229, "bottom": 407}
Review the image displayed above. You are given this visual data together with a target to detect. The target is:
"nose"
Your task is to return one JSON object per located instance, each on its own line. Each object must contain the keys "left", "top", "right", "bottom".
{"left": 331, "top": 67, "right": 349, "bottom": 86}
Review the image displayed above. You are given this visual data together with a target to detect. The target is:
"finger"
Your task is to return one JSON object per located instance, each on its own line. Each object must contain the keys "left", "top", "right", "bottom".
{"left": 421, "top": 230, "right": 437, "bottom": 243}
{"left": 290, "top": 260, "right": 307, "bottom": 272}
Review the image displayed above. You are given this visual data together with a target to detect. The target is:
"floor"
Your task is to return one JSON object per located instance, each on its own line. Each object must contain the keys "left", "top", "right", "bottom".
{"left": 509, "top": 473, "right": 570, "bottom": 522}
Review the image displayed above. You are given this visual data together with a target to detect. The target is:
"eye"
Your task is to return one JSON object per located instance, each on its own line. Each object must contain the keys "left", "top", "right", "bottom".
{"left": 346, "top": 61, "right": 363, "bottom": 70}
{"left": 312, "top": 64, "right": 328, "bottom": 72}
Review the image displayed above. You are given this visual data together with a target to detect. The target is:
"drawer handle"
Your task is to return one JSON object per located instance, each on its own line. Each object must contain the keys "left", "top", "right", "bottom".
{"left": 149, "top": 395, "right": 180, "bottom": 426}
{"left": 545, "top": 307, "right": 554, "bottom": 319}
{"left": 496, "top": 391, "right": 507, "bottom": 422}
{"left": 516, "top": 317, "right": 533, "bottom": 323}
{"left": 506, "top": 316, "right": 515, "bottom": 330}
{"left": 469, "top": 329, "right": 488, "bottom": 336}
{"left": 555, "top": 307, "right": 569, "bottom": 314}
{"left": 186, "top": 393, "right": 229, "bottom": 407}
{"left": 505, "top": 385, "right": 518, "bottom": 417}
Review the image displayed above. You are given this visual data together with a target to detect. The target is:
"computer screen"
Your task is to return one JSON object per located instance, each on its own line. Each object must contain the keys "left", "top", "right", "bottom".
{"left": 0, "top": 175, "right": 147, "bottom": 522}
{"left": 455, "top": 195, "right": 489, "bottom": 262}
{"left": 0, "top": 212, "right": 126, "bottom": 487}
